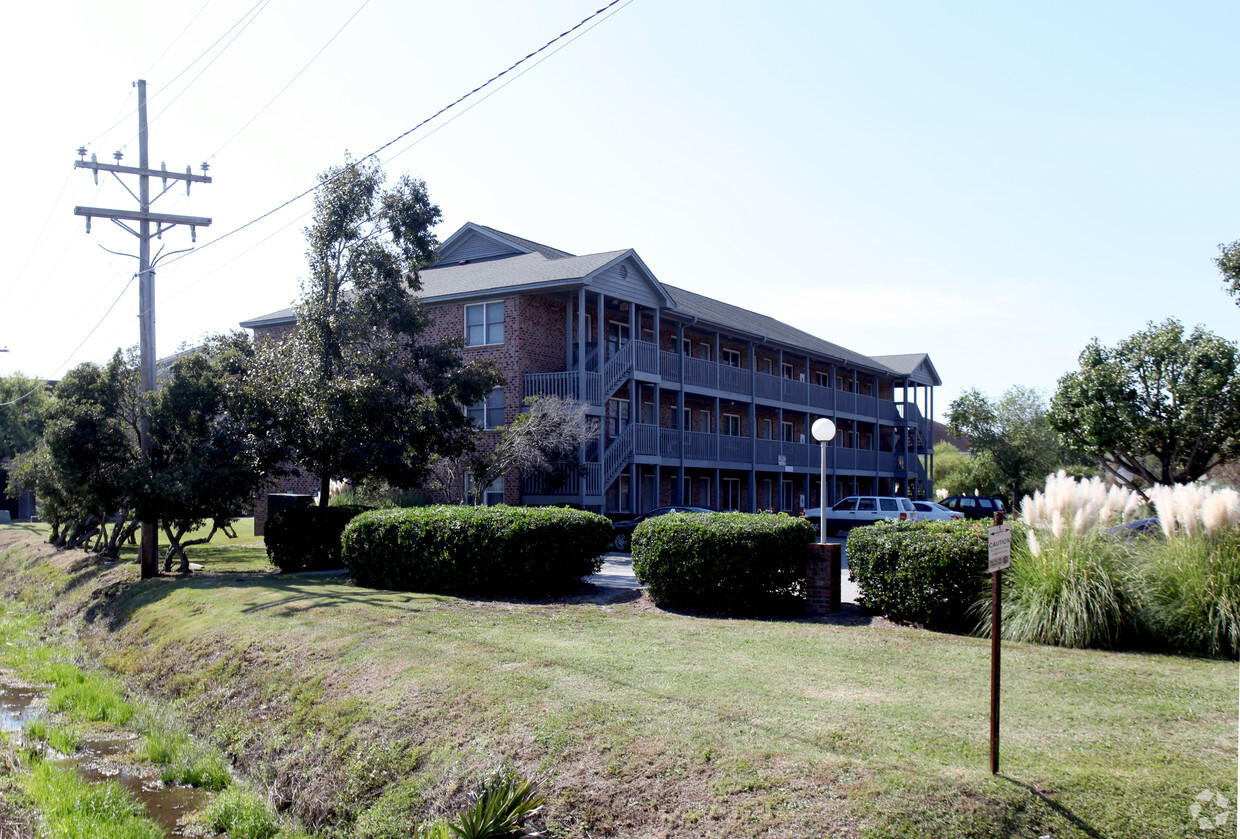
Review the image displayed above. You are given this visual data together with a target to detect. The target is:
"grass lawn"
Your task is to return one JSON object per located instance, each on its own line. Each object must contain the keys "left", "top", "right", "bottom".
{"left": 0, "top": 527, "right": 1235, "bottom": 838}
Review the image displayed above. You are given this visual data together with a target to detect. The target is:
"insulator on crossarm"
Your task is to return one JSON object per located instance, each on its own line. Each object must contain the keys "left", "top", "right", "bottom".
{"left": 77, "top": 147, "right": 86, "bottom": 161}
{"left": 91, "top": 153, "right": 99, "bottom": 184}
{"left": 85, "top": 216, "right": 92, "bottom": 234}
{"left": 191, "top": 225, "right": 197, "bottom": 243}
{"left": 186, "top": 166, "right": 193, "bottom": 195}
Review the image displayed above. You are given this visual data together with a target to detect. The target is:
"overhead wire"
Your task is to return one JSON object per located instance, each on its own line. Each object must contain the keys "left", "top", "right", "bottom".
{"left": 206, "top": 0, "right": 374, "bottom": 164}
{"left": 153, "top": 0, "right": 627, "bottom": 276}
{"left": 143, "top": 0, "right": 215, "bottom": 79}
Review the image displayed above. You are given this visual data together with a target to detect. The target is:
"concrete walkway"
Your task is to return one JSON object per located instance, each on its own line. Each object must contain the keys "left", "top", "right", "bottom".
{"left": 587, "top": 537, "right": 859, "bottom": 604}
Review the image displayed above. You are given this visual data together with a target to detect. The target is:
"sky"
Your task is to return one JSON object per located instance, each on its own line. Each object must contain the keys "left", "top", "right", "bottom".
{"left": 2, "top": 0, "right": 1238, "bottom": 413}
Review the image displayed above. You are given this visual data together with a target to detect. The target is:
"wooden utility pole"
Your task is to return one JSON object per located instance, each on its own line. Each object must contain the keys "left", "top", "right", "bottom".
{"left": 73, "top": 79, "right": 212, "bottom": 579}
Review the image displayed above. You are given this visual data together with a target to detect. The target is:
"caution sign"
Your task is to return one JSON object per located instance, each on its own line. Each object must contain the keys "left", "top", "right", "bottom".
{"left": 988, "top": 523, "right": 1012, "bottom": 573}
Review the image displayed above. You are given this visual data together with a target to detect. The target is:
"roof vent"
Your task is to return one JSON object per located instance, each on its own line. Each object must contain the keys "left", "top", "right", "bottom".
{"left": 618, "top": 264, "right": 628, "bottom": 279}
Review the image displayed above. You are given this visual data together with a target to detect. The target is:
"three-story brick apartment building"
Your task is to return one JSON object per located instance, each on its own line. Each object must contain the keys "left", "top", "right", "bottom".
{"left": 241, "top": 223, "right": 939, "bottom": 522}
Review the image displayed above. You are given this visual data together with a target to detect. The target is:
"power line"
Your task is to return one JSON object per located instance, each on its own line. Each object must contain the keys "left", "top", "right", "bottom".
{"left": 155, "top": 0, "right": 627, "bottom": 274}
{"left": 143, "top": 0, "right": 274, "bottom": 133}
{"left": 206, "top": 0, "right": 373, "bottom": 164}
{"left": 144, "top": 0, "right": 215, "bottom": 79}
{"left": 0, "top": 273, "right": 138, "bottom": 408}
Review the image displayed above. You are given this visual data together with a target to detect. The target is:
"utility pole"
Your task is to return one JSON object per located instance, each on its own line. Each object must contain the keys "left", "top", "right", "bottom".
{"left": 73, "top": 79, "right": 212, "bottom": 579}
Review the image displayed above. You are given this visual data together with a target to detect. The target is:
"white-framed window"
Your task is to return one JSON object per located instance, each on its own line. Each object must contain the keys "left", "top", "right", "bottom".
{"left": 722, "top": 478, "right": 741, "bottom": 511}
{"left": 782, "top": 362, "right": 795, "bottom": 380}
{"left": 466, "top": 475, "right": 505, "bottom": 506}
{"left": 465, "top": 301, "right": 504, "bottom": 346}
{"left": 722, "top": 413, "right": 741, "bottom": 436}
{"left": 468, "top": 387, "right": 504, "bottom": 429}
{"left": 782, "top": 421, "right": 794, "bottom": 442}
{"left": 682, "top": 338, "right": 692, "bottom": 356}
{"left": 815, "top": 371, "right": 831, "bottom": 388}
{"left": 607, "top": 397, "right": 630, "bottom": 439}
{"left": 698, "top": 343, "right": 712, "bottom": 361}
{"left": 762, "top": 357, "right": 773, "bottom": 375}
{"left": 682, "top": 407, "right": 691, "bottom": 430}
{"left": 722, "top": 348, "right": 741, "bottom": 368}
{"left": 607, "top": 320, "right": 631, "bottom": 355}
{"left": 761, "top": 418, "right": 773, "bottom": 439}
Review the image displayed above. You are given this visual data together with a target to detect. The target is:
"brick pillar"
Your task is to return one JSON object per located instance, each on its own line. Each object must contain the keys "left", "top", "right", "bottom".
{"left": 805, "top": 542, "right": 842, "bottom": 615}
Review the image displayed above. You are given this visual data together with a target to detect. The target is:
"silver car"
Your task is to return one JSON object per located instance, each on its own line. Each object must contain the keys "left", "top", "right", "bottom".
{"left": 804, "top": 496, "right": 924, "bottom": 536}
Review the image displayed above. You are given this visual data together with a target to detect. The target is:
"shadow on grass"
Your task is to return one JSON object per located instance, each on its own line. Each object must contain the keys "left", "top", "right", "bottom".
{"left": 1002, "top": 776, "right": 1110, "bottom": 839}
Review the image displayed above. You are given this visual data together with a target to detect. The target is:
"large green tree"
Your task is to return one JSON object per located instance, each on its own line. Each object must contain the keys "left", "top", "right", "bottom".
{"left": 250, "top": 155, "right": 501, "bottom": 504}
{"left": 1050, "top": 319, "right": 1240, "bottom": 492}
{"left": 947, "top": 386, "right": 1065, "bottom": 511}
{"left": 136, "top": 334, "right": 281, "bottom": 571}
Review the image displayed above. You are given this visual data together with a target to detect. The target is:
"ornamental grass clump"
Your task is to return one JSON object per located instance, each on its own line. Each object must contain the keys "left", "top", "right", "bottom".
{"left": 1002, "top": 473, "right": 1240, "bottom": 658}
{"left": 1138, "top": 484, "right": 1240, "bottom": 658}
{"left": 995, "top": 472, "right": 1139, "bottom": 648}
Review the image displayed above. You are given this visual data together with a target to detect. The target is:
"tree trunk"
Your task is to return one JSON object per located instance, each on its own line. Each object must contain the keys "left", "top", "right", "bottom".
{"left": 320, "top": 472, "right": 331, "bottom": 507}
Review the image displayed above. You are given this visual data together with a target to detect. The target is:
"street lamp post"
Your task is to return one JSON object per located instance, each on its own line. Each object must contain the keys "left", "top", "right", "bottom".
{"left": 811, "top": 418, "right": 837, "bottom": 543}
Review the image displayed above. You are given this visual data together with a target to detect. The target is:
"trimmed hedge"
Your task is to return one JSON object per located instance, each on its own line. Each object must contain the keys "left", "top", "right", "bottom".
{"left": 340, "top": 505, "right": 611, "bottom": 596}
{"left": 265, "top": 504, "right": 372, "bottom": 572}
{"left": 631, "top": 512, "right": 817, "bottom": 615}
{"left": 847, "top": 519, "right": 990, "bottom": 631}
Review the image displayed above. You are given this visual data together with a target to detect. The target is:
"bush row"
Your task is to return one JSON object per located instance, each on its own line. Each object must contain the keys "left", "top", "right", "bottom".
{"left": 846, "top": 520, "right": 991, "bottom": 632}
{"left": 341, "top": 505, "right": 611, "bottom": 596}
{"left": 632, "top": 512, "right": 817, "bottom": 615}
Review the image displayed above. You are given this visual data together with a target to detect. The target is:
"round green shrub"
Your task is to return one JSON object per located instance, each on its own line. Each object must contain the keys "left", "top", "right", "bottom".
{"left": 265, "top": 505, "right": 372, "bottom": 572}
{"left": 848, "top": 519, "right": 989, "bottom": 631}
{"left": 631, "top": 512, "right": 816, "bottom": 615}
{"left": 341, "top": 505, "right": 611, "bottom": 596}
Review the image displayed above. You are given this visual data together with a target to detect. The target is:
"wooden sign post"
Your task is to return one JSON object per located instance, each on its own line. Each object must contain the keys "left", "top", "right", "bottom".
{"left": 988, "top": 512, "right": 1010, "bottom": 775}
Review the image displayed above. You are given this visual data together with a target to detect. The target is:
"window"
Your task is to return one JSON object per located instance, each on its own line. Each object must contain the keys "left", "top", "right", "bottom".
{"left": 468, "top": 387, "right": 504, "bottom": 429}
{"left": 722, "top": 413, "right": 741, "bottom": 436}
{"left": 464, "top": 301, "right": 504, "bottom": 346}
{"left": 782, "top": 362, "right": 795, "bottom": 380}
{"left": 698, "top": 343, "right": 712, "bottom": 361}
{"left": 616, "top": 474, "right": 632, "bottom": 513}
{"left": 857, "top": 498, "right": 877, "bottom": 512}
{"left": 682, "top": 338, "right": 692, "bottom": 356}
{"left": 782, "top": 421, "right": 794, "bottom": 442}
{"left": 607, "top": 320, "right": 631, "bottom": 355}
{"left": 722, "top": 478, "right": 741, "bottom": 511}
{"left": 682, "top": 407, "right": 691, "bottom": 430}
{"left": 699, "top": 410, "right": 712, "bottom": 433}
{"left": 762, "top": 479, "right": 773, "bottom": 510}
{"left": 722, "top": 348, "right": 741, "bottom": 368}
{"left": 815, "top": 371, "right": 831, "bottom": 388}
{"left": 832, "top": 498, "right": 857, "bottom": 512}
{"left": 878, "top": 498, "right": 898, "bottom": 512}
{"left": 466, "top": 476, "right": 505, "bottom": 506}
{"left": 607, "top": 398, "right": 630, "bottom": 439}
{"left": 762, "top": 358, "right": 773, "bottom": 375}
{"left": 859, "top": 378, "right": 874, "bottom": 397}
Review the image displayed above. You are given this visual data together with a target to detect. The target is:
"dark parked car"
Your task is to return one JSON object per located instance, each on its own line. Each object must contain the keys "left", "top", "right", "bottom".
{"left": 610, "top": 506, "right": 713, "bottom": 551}
{"left": 939, "top": 495, "right": 1007, "bottom": 520}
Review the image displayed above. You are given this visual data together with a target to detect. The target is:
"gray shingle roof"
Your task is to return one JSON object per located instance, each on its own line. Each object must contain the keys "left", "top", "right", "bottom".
{"left": 471, "top": 225, "right": 574, "bottom": 259}
{"left": 418, "top": 250, "right": 627, "bottom": 298}
{"left": 661, "top": 284, "right": 885, "bottom": 371}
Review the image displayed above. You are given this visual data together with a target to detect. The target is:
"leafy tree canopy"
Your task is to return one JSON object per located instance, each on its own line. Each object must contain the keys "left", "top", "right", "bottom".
{"left": 249, "top": 155, "right": 501, "bottom": 503}
{"left": 947, "top": 385, "right": 1067, "bottom": 511}
{"left": 1050, "top": 318, "right": 1240, "bottom": 491}
{"left": 0, "top": 372, "right": 53, "bottom": 463}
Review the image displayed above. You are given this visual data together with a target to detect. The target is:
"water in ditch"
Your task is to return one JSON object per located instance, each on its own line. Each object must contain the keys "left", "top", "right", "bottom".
{"left": 0, "top": 675, "right": 213, "bottom": 837}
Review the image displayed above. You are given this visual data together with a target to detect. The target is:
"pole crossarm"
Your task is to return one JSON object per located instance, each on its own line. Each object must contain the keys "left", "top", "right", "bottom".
{"left": 73, "top": 159, "right": 212, "bottom": 184}
{"left": 75, "top": 206, "right": 212, "bottom": 228}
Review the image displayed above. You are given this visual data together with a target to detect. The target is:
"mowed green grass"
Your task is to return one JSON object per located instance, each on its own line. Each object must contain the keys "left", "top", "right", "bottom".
{"left": 89, "top": 564, "right": 1236, "bottom": 838}
{"left": 1, "top": 526, "right": 1234, "bottom": 837}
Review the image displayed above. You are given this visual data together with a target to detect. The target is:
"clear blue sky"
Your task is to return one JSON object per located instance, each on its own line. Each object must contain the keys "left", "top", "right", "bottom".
{"left": 2, "top": 0, "right": 1237, "bottom": 413}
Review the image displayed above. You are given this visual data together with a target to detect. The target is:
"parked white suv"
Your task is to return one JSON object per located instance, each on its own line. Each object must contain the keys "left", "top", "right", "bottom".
{"left": 804, "top": 496, "right": 924, "bottom": 536}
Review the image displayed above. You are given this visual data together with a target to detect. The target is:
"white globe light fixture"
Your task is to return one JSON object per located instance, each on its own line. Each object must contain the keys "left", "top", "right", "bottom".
{"left": 811, "top": 418, "right": 837, "bottom": 543}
